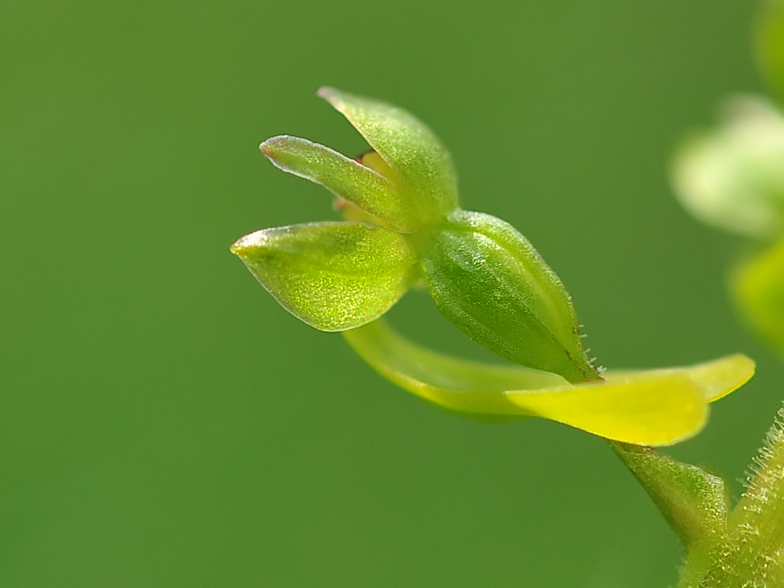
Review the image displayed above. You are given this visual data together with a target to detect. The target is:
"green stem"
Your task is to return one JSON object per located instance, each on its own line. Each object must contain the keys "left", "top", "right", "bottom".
{"left": 610, "top": 442, "right": 729, "bottom": 550}
{"left": 675, "top": 406, "right": 784, "bottom": 587}
{"left": 567, "top": 369, "right": 729, "bottom": 552}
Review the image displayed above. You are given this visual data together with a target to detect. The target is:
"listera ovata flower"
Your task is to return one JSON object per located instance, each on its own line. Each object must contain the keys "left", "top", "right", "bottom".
{"left": 233, "top": 88, "right": 754, "bottom": 446}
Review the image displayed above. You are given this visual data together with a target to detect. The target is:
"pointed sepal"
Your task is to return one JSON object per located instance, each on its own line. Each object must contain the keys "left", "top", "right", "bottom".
{"left": 723, "top": 405, "right": 784, "bottom": 584}
{"left": 232, "top": 223, "right": 417, "bottom": 331}
{"left": 319, "top": 87, "right": 459, "bottom": 226}
{"left": 677, "top": 405, "right": 784, "bottom": 586}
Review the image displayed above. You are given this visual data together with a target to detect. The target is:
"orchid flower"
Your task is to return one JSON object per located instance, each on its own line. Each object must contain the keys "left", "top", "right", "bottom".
{"left": 233, "top": 88, "right": 754, "bottom": 446}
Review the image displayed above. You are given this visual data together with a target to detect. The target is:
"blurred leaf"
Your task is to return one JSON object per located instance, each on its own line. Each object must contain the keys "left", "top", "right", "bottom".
{"left": 756, "top": 1, "right": 784, "bottom": 100}
{"left": 260, "top": 136, "right": 417, "bottom": 232}
{"left": 319, "top": 87, "right": 459, "bottom": 226}
{"left": 232, "top": 222, "right": 417, "bottom": 331}
{"left": 421, "top": 210, "right": 596, "bottom": 383}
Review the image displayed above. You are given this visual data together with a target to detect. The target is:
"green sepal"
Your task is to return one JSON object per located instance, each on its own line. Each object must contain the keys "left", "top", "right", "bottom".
{"left": 420, "top": 210, "right": 597, "bottom": 383}
{"left": 731, "top": 235, "right": 784, "bottom": 354}
{"left": 318, "top": 87, "right": 459, "bottom": 227}
{"left": 611, "top": 442, "right": 729, "bottom": 551}
{"left": 231, "top": 222, "right": 417, "bottom": 331}
{"left": 260, "top": 136, "right": 417, "bottom": 233}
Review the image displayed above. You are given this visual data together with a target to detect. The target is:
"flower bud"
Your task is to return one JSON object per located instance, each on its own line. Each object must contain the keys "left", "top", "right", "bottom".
{"left": 672, "top": 97, "right": 784, "bottom": 239}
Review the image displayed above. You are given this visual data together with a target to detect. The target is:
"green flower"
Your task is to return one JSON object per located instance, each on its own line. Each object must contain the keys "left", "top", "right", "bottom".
{"left": 234, "top": 88, "right": 754, "bottom": 446}
{"left": 235, "top": 87, "right": 595, "bottom": 383}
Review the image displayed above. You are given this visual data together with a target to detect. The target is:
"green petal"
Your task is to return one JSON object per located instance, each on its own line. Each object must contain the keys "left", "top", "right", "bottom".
{"left": 344, "top": 318, "right": 564, "bottom": 423}
{"left": 232, "top": 223, "right": 417, "bottom": 331}
{"left": 318, "top": 87, "right": 459, "bottom": 226}
{"left": 508, "top": 376, "right": 706, "bottom": 446}
{"left": 260, "top": 136, "right": 417, "bottom": 233}
{"left": 421, "top": 210, "right": 597, "bottom": 383}
{"left": 731, "top": 235, "right": 784, "bottom": 354}
{"left": 606, "top": 355, "right": 755, "bottom": 403}
{"left": 344, "top": 320, "right": 754, "bottom": 445}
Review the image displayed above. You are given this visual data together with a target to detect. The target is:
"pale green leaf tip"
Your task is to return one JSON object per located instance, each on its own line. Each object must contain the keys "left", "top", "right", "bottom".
{"left": 230, "top": 229, "right": 265, "bottom": 257}
{"left": 317, "top": 86, "right": 339, "bottom": 103}
{"left": 259, "top": 135, "right": 294, "bottom": 162}
{"left": 713, "top": 353, "right": 755, "bottom": 402}
{"left": 317, "top": 87, "right": 349, "bottom": 117}
{"left": 259, "top": 138, "right": 275, "bottom": 158}
{"left": 317, "top": 86, "right": 356, "bottom": 120}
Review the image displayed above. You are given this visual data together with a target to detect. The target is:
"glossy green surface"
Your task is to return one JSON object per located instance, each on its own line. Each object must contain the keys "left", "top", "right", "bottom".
{"left": 0, "top": 1, "right": 775, "bottom": 586}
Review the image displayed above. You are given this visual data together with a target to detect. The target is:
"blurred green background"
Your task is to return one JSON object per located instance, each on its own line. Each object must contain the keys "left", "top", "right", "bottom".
{"left": 1, "top": 1, "right": 780, "bottom": 586}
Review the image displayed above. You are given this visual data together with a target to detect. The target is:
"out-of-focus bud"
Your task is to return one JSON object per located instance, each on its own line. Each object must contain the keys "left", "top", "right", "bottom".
{"left": 420, "top": 210, "right": 598, "bottom": 384}
{"left": 672, "top": 96, "right": 784, "bottom": 239}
